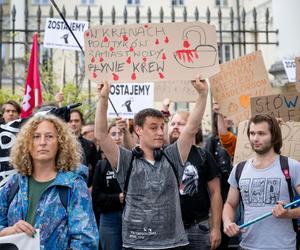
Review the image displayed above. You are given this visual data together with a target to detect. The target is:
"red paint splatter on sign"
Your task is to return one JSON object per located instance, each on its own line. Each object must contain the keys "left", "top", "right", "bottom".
{"left": 122, "top": 35, "right": 128, "bottom": 41}
{"left": 109, "top": 47, "right": 114, "bottom": 52}
{"left": 112, "top": 73, "right": 119, "bottom": 81}
{"left": 91, "top": 57, "right": 95, "bottom": 63}
{"left": 93, "top": 72, "right": 97, "bottom": 78}
{"left": 159, "top": 72, "right": 164, "bottom": 79}
{"left": 144, "top": 24, "right": 149, "bottom": 28}
{"left": 126, "top": 56, "right": 131, "bottom": 64}
{"left": 103, "top": 36, "right": 108, "bottom": 42}
{"left": 129, "top": 47, "right": 134, "bottom": 52}
{"left": 175, "top": 49, "right": 197, "bottom": 63}
{"left": 162, "top": 53, "right": 167, "bottom": 60}
{"left": 143, "top": 57, "right": 147, "bottom": 62}
{"left": 183, "top": 40, "right": 190, "bottom": 48}
{"left": 131, "top": 72, "right": 136, "bottom": 80}
{"left": 164, "top": 36, "right": 169, "bottom": 43}
{"left": 155, "top": 38, "right": 159, "bottom": 45}
{"left": 85, "top": 32, "right": 90, "bottom": 37}
{"left": 99, "top": 57, "right": 104, "bottom": 62}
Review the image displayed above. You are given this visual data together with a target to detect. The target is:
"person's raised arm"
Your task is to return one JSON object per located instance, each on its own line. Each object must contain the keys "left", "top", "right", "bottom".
{"left": 116, "top": 117, "right": 135, "bottom": 150}
{"left": 94, "top": 81, "right": 119, "bottom": 168}
{"left": 177, "top": 76, "right": 208, "bottom": 163}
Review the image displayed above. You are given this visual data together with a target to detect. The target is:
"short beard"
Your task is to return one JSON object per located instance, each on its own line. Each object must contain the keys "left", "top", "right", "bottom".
{"left": 251, "top": 143, "right": 273, "bottom": 155}
{"left": 169, "top": 135, "right": 179, "bottom": 144}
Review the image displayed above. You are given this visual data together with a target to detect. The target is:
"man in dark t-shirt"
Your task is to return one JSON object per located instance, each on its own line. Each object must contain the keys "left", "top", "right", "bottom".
{"left": 68, "top": 109, "right": 99, "bottom": 187}
{"left": 169, "top": 111, "right": 222, "bottom": 250}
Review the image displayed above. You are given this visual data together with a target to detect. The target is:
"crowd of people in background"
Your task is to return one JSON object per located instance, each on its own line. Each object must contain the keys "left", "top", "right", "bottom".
{"left": 0, "top": 76, "right": 300, "bottom": 250}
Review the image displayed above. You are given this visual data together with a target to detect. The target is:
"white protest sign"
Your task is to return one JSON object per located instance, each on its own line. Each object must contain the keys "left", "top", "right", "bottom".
{"left": 0, "top": 230, "right": 40, "bottom": 250}
{"left": 43, "top": 18, "right": 88, "bottom": 51}
{"left": 282, "top": 59, "right": 296, "bottom": 82}
{"left": 108, "top": 82, "right": 154, "bottom": 118}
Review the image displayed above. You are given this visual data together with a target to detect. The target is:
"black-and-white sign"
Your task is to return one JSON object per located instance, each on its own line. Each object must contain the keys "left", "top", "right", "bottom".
{"left": 282, "top": 59, "right": 296, "bottom": 83}
{"left": 0, "top": 120, "right": 20, "bottom": 187}
{"left": 108, "top": 82, "right": 154, "bottom": 118}
{"left": 43, "top": 18, "right": 88, "bottom": 51}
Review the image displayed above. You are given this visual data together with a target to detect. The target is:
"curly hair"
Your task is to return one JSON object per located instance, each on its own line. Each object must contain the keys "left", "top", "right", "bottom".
{"left": 10, "top": 114, "right": 82, "bottom": 175}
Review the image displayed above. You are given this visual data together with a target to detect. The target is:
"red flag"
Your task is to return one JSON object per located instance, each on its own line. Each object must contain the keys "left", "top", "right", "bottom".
{"left": 20, "top": 33, "right": 42, "bottom": 119}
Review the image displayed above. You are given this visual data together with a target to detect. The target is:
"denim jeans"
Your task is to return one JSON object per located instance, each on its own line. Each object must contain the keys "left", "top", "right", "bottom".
{"left": 99, "top": 211, "right": 122, "bottom": 250}
{"left": 184, "top": 219, "right": 210, "bottom": 250}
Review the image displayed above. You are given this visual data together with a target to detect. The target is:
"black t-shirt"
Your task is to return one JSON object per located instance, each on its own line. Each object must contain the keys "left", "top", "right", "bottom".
{"left": 78, "top": 135, "right": 99, "bottom": 187}
{"left": 180, "top": 145, "right": 219, "bottom": 224}
{"left": 92, "top": 159, "right": 123, "bottom": 214}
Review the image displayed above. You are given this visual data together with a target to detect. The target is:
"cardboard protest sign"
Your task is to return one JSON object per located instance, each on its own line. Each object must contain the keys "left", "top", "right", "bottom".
{"left": 234, "top": 120, "right": 300, "bottom": 164}
{"left": 250, "top": 93, "right": 300, "bottom": 122}
{"left": 154, "top": 80, "right": 197, "bottom": 102}
{"left": 84, "top": 22, "right": 219, "bottom": 83}
{"left": 44, "top": 18, "right": 88, "bottom": 51}
{"left": 209, "top": 51, "right": 273, "bottom": 125}
{"left": 282, "top": 59, "right": 296, "bottom": 83}
{"left": 108, "top": 82, "right": 154, "bottom": 118}
{"left": 0, "top": 230, "right": 40, "bottom": 250}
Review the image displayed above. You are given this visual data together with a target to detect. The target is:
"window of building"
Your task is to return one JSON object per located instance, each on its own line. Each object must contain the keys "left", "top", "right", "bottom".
{"left": 81, "top": 0, "right": 95, "bottom": 4}
{"left": 172, "top": 0, "right": 184, "bottom": 6}
{"left": 32, "top": 0, "right": 48, "bottom": 4}
{"left": 215, "top": 0, "right": 228, "bottom": 7}
{"left": 127, "top": 0, "right": 140, "bottom": 5}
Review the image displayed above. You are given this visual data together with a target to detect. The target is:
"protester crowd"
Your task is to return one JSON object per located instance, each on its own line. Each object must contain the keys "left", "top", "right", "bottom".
{"left": 0, "top": 75, "right": 300, "bottom": 250}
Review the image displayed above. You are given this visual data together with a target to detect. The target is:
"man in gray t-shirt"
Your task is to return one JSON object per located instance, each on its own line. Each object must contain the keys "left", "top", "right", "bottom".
{"left": 223, "top": 114, "right": 300, "bottom": 250}
{"left": 95, "top": 77, "right": 208, "bottom": 249}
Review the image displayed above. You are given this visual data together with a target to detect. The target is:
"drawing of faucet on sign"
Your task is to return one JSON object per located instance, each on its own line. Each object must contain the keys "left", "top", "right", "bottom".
{"left": 173, "top": 26, "right": 217, "bottom": 68}
{"left": 122, "top": 97, "right": 134, "bottom": 112}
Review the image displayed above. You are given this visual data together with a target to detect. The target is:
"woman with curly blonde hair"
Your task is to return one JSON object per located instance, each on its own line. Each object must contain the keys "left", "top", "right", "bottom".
{"left": 0, "top": 114, "right": 99, "bottom": 250}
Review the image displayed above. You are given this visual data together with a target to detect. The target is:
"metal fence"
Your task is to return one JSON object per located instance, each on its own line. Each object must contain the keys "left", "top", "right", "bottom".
{"left": 0, "top": 3, "right": 278, "bottom": 102}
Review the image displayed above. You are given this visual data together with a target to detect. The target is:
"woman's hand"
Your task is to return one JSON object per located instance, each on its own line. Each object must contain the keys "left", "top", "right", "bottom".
{"left": 0, "top": 220, "right": 36, "bottom": 237}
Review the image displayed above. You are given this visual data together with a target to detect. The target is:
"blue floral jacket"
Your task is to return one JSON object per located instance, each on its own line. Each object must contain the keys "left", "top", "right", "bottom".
{"left": 0, "top": 171, "right": 99, "bottom": 250}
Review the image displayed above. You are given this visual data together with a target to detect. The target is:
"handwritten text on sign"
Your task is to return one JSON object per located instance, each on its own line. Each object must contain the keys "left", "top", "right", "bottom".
{"left": 209, "top": 51, "right": 273, "bottom": 125}
{"left": 84, "top": 22, "right": 219, "bottom": 83}
{"left": 234, "top": 120, "right": 300, "bottom": 164}
{"left": 250, "top": 93, "right": 300, "bottom": 122}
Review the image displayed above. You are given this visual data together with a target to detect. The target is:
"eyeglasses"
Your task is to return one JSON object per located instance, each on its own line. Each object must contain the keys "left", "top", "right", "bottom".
{"left": 110, "top": 131, "right": 123, "bottom": 137}
{"left": 33, "top": 134, "right": 57, "bottom": 143}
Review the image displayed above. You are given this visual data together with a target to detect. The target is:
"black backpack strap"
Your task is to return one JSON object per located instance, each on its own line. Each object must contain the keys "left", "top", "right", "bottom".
{"left": 235, "top": 160, "right": 247, "bottom": 190}
{"left": 279, "top": 155, "right": 298, "bottom": 233}
{"left": 123, "top": 154, "right": 135, "bottom": 197}
{"left": 161, "top": 150, "right": 180, "bottom": 187}
{"left": 7, "top": 180, "right": 19, "bottom": 207}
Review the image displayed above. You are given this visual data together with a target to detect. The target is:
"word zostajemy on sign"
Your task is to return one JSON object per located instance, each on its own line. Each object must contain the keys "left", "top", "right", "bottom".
{"left": 110, "top": 84, "right": 151, "bottom": 96}
{"left": 47, "top": 20, "right": 86, "bottom": 32}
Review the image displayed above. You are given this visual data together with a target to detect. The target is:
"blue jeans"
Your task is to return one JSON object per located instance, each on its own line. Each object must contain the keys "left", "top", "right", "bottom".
{"left": 184, "top": 219, "right": 210, "bottom": 250}
{"left": 99, "top": 211, "right": 122, "bottom": 250}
